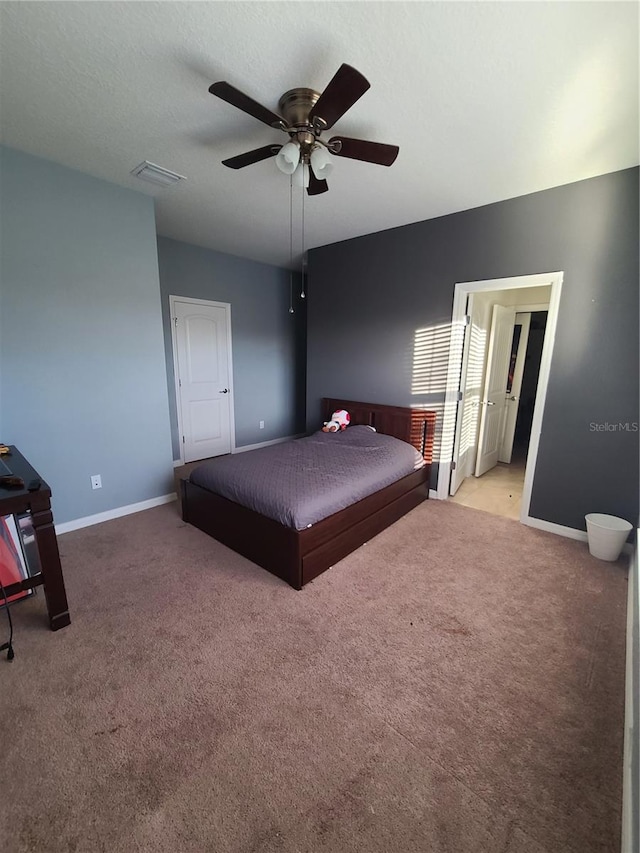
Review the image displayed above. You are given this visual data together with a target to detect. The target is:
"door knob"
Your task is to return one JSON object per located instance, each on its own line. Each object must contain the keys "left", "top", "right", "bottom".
{"left": 486, "top": 401, "right": 495, "bottom": 406}
{"left": 509, "top": 395, "right": 519, "bottom": 402}
{"left": 219, "top": 388, "right": 229, "bottom": 394}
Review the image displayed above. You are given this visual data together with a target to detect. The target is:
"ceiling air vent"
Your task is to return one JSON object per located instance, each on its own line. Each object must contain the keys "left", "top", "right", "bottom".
{"left": 130, "top": 161, "right": 186, "bottom": 188}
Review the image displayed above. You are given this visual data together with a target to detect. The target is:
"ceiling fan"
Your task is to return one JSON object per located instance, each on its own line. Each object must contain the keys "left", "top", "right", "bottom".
{"left": 209, "top": 64, "right": 399, "bottom": 196}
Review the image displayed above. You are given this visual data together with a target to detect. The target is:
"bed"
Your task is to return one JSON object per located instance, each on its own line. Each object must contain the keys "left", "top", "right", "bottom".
{"left": 180, "top": 398, "right": 436, "bottom": 590}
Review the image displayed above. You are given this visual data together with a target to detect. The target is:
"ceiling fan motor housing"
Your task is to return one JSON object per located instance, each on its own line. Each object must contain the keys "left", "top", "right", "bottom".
{"left": 278, "top": 89, "right": 331, "bottom": 162}
{"left": 277, "top": 88, "right": 320, "bottom": 128}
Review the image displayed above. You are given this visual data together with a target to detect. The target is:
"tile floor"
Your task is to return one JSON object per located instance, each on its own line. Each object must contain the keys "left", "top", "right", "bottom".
{"left": 449, "top": 455, "right": 527, "bottom": 521}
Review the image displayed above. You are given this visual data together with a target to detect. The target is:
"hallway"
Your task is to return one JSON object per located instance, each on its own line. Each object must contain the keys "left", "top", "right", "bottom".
{"left": 449, "top": 456, "right": 526, "bottom": 521}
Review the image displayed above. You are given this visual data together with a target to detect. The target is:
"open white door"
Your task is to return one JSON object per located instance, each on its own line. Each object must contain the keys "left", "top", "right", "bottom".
{"left": 450, "top": 296, "right": 486, "bottom": 495}
{"left": 172, "top": 298, "right": 233, "bottom": 463}
{"left": 499, "top": 312, "right": 531, "bottom": 463}
{"left": 475, "top": 304, "right": 516, "bottom": 477}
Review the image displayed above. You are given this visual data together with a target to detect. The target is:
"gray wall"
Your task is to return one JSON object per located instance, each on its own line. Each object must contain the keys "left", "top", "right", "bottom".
{"left": 306, "top": 168, "right": 639, "bottom": 531}
{"left": 0, "top": 147, "right": 173, "bottom": 524}
{"left": 156, "top": 236, "right": 306, "bottom": 458}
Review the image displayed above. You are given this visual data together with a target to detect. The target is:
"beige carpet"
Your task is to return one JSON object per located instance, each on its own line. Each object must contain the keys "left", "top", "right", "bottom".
{"left": 0, "top": 499, "right": 628, "bottom": 853}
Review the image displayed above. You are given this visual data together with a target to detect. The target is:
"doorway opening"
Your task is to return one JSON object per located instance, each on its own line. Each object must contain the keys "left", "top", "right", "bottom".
{"left": 437, "top": 272, "right": 563, "bottom": 526}
{"left": 450, "top": 310, "right": 547, "bottom": 519}
{"left": 510, "top": 312, "right": 548, "bottom": 464}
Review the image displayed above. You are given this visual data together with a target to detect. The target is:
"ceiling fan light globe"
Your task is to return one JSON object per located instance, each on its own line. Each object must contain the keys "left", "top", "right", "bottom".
{"left": 275, "top": 141, "right": 300, "bottom": 174}
{"left": 292, "top": 163, "right": 310, "bottom": 189}
{"left": 310, "top": 146, "right": 333, "bottom": 180}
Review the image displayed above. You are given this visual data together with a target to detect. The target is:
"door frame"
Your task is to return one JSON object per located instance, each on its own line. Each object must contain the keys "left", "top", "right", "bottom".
{"left": 169, "top": 295, "right": 236, "bottom": 466}
{"left": 437, "top": 272, "right": 563, "bottom": 526}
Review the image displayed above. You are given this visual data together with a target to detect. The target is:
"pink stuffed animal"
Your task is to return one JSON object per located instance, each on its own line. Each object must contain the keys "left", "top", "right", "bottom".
{"left": 322, "top": 409, "right": 351, "bottom": 432}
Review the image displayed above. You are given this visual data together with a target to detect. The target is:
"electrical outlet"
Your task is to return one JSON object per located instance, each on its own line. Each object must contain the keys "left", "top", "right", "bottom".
{"left": 259, "top": 420, "right": 265, "bottom": 429}
{"left": 91, "top": 474, "right": 102, "bottom": 490}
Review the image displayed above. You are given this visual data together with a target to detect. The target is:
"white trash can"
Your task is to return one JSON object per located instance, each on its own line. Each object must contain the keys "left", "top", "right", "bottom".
{"left": 585, "top": 513, "right": 632, "bottom": 561}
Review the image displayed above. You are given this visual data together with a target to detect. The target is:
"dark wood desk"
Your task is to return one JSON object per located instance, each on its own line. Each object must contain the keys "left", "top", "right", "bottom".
{"left": 0, "top": 447, "right": 70, "bottom": 630}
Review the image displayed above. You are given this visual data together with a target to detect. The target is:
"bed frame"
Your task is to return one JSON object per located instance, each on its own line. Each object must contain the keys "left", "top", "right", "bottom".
{"left": 180, "top": 398, "right": 436, "bottom": 590}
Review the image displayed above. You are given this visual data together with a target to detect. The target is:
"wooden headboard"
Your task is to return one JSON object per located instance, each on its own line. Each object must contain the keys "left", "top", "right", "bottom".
{"left": 322, "top": 398, "right": 436, "bottom": 463}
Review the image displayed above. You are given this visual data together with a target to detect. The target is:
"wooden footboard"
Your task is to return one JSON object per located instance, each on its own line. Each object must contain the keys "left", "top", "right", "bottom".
{"left": 298, "top": 468, "right": 428, "bottom": 586}
{"left": 181, "top": 466, "right": 428, "bottom": 590}
{"left": 181, "top": 478, "right": 302, "bottom": 587}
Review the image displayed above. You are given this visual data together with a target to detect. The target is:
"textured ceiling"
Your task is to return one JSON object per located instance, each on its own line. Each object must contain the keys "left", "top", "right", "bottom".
{"left": 1, "top": 1, "right": 638, "bottom": 268}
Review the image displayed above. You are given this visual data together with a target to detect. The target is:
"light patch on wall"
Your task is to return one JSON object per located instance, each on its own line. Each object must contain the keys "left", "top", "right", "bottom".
{"left": 412, "top": 322, "right": 451, "bottom": 396}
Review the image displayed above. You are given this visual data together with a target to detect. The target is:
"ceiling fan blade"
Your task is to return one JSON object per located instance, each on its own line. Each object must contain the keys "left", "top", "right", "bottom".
{"left": 222, "top": 145, "right": 281, "bottom": 170}
{"left": 307, "top": 166, "right": 329, "bottom": 196}
{"left": 328, "top": 136, "right": 399, "bottom": 166}
{"left": 209, "top": 81, "right": 285, "bottom": 128}
{"left": 308, "top": 64, "right": 370, "bottom": 130}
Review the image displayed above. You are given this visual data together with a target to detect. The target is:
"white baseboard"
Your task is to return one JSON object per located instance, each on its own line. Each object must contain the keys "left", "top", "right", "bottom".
{"left": 523, "top": 516, "right": 589, "bottom": 541}
{"left": 56, "top": 493, "right": 177, "bottom": 535}
{"left": 621, "top": 541, "right": 635, "bottom": 853}
{"left": 233, "top": 433, "right": 305, "bottom": 454}
{"left": 621, "top": 530, "right": 639, "bottom": 853}
{"left": 172, "top": 433, "right": 305, "bottom": 467}
{"left": 524, "top": 515, "right": 633, "bottom": 554}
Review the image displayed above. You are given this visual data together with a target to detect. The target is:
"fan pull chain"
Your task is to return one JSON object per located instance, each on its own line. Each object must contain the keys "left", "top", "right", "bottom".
{"left": 289, "top": 174, "right": 294, "bottom": 314}
{"left": 300, "top": 173, "right": 306, "bottom": 299}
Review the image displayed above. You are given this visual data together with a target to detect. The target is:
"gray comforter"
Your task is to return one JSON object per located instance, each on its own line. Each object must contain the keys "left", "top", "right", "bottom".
{"left": 189, "top": 426, "right": 424, "bottom": 530}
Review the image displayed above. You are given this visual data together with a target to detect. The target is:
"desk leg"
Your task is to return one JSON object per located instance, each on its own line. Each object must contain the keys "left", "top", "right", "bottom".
{"left": 31, "top": 494, "right": 71, "bottom": 631}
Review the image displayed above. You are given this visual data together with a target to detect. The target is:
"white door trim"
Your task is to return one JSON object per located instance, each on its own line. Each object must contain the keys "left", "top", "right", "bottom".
{"left": 437, "top": 271, "right": 564, "bottom": 528}
{"left": 510, "top": 302, "right": 549, "bottom": 313}
{"left": 169, "top": 295, "right": 236, "bottom": 465}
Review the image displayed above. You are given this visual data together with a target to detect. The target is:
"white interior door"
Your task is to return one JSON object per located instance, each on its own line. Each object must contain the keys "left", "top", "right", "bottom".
{"left": 450, "top": 296, "right": 485, "bottom": 495}
{"left": 499, "top": 312, "right": 531, "bottom": 463}
{"left": 475, "top": 304, "right": 516, "bottom": 477}
{"left": 173, "top": 299, "right": 233, "bottom": 463}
